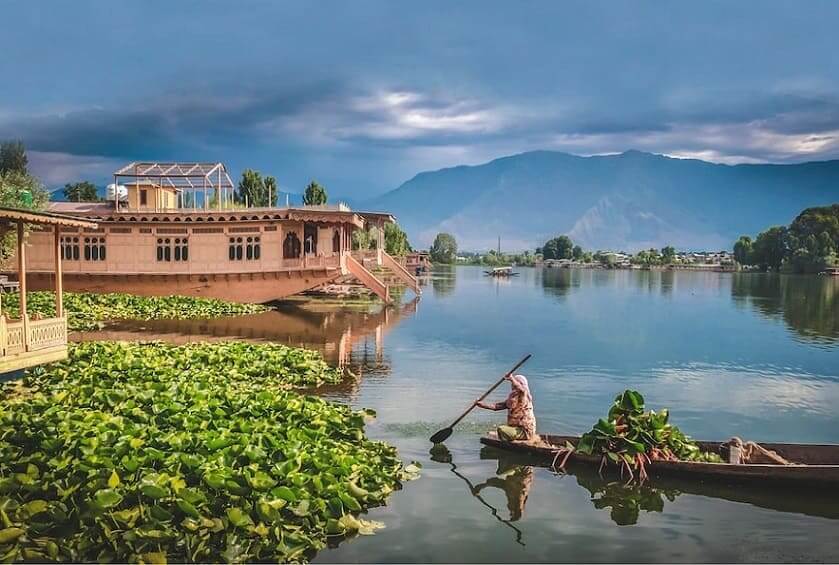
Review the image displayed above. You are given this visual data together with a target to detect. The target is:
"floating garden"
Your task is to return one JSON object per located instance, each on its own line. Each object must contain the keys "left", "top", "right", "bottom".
{"left": 2, "top": 292, "right": 269, "bottom": 331}
{"left": 0, "top": 341, "right": 417, "bottom": 562}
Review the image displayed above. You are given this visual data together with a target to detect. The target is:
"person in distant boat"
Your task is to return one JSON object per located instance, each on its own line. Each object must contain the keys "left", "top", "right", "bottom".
{"left": 475, "top": 374, "right": 537, "bottom": 442}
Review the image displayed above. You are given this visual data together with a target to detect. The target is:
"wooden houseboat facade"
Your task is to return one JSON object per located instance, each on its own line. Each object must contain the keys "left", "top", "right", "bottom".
{"left": 9, "top": 162, "right": 419, "bottom": 303}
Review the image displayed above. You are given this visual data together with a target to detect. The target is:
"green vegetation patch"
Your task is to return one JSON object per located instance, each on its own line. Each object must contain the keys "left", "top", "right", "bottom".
{"left": 0, "top": 341, "right": 417, "bottom": 562}
{"left": 575, "top": 390, "right": 722, "bottom": 482}
{"left": 2, "top": 292, "right": 268, "bottom": 331}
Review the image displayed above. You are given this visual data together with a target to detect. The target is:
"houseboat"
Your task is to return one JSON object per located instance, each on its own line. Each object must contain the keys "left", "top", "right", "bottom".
{"left": 10, "top": 162, "right": 419, "bottom": 303}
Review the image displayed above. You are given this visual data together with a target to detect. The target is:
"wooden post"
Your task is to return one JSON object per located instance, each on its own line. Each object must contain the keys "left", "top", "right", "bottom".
{"left": 218, "top": 169, "right": 222, "bottom": 211}
{"left": 53, "top": 225, "right": 63, "bottom": 318}
{"left": 17, "top": 221, "right": 28, "bottom": 349}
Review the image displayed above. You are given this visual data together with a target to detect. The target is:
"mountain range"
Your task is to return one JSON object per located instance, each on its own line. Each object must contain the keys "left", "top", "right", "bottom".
{"left": 366, "top": 150, "right": 839, "bottom": 252}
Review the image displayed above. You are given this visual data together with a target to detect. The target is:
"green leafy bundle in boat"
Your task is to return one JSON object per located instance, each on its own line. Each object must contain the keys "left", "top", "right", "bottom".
{"left": 575, "top": 390, "right": 722, "bottom": 482}
{"left": 0, "top": 341, "right": 417, "bottom": 563}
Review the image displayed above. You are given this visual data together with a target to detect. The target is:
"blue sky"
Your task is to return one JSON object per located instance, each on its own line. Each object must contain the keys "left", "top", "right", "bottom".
{"left": 2, "top": 1, "right": 839, "bottom": 198}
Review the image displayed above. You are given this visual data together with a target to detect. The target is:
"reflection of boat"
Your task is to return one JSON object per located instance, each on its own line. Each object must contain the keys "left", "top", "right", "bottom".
{"left": 481, "top": 434, "right": 839, "bottom": 486}
{"left": 484, "top": 266, "right": 519, "bottom": 277}
{"left": 479, "top": 445, "right": 839, "bottom": 522}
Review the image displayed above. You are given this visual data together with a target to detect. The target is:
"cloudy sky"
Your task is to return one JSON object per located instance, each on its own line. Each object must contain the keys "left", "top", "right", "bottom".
{"left": 3, "top": 1, "right": 839, "bottom": 198}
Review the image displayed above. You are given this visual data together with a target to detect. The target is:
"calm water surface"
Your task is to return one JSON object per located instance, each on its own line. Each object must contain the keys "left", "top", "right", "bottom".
{"left": 85, "top": 267, "right": 839, "bottom": 562}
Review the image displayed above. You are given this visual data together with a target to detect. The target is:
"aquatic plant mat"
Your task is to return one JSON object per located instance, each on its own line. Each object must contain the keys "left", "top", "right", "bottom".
{"left": 2, "top": 292, "right": 269, "bottom": 331}
{"left": 0, "top": 341, "right": 418, "bottom": 562}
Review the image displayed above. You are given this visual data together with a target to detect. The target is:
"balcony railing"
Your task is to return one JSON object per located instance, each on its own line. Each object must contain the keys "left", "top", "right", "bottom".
{"left": 1, "top": 316, "right": 67, "bottom": 357}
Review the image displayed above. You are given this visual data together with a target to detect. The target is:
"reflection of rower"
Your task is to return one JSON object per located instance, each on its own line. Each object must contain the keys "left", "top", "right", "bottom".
{"left": 472, "top": 459, "right": 534, "bottom": 522}
{"left": 430, "top": 444, "right": 526, "bottom": 546}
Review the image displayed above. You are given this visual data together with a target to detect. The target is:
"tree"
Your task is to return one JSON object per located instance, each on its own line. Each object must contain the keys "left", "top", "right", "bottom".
{"left": 751, "top": 226, "right": 787, "bottom": 271}
{"left": 572, "top": 245, "right": 584, "bottom": 260}
{"left": 264, "top": 176, "right": 277, "bottom": 207}
{"left": 430, "top": 232, "right": 457, "bottom": 263}
{"left": 0, "top": 140, "right": 27, "bottom": 175}
{"left": 0, "top": 170, "right": 49, "bottom": 259}
{"left": 661, "top": 246, "right": 676, "bottom": 263}
{"left": 303, "top": 180, "right": 327, "bottom": 206}
{"left": 541, "top": 235, "right": 574, "bottom": 260}
{"left": 733, "top": 236, "right": 753, "bottom": 265}
{"left": 237, "top": 169, "right": 269, "bottom": 207}
{"left": 384, "top": 222, "right": 411, "bottom": 256}
{"left": 63, "top": 181, "right": 100, "bottom": 202}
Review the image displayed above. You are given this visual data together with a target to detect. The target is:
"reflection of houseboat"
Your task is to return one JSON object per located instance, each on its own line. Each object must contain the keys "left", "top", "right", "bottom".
{"left": 10, "top": 162, "right": 419, "bottom": 303}
{"left": 819, "top": 267, "right": 839, "bottom": 276}
{"left": 484, "top": 266, "right": 519, "bottom": 277}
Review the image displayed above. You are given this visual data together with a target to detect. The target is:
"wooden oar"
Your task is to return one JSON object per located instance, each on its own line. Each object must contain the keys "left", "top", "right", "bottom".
{"left": 430, "top": 354, "right": 532, "bottom": 444}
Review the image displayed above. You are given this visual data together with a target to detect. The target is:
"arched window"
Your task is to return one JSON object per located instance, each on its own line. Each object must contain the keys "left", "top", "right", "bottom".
{"left": 283, "top": 232, "right": 301, "bottom": 259}
{"left": 333, "top": 230, "right": 340, "bottom": 253}
{"left": 83, "top": 237, "right": 106, "bottom": 261}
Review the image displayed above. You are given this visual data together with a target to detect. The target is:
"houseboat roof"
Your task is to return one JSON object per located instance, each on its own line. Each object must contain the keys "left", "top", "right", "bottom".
{"left": 0, "top": 207, "right": 98, "bottom": 228}
{"left": 47, "top": 202, "right": 392, "bottom": 228}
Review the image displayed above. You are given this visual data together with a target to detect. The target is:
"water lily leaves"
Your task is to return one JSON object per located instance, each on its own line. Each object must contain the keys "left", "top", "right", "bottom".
{"left": 0, "top": 527, "right": 25, "bottom": 544}
{"left": 271, "top": 485, "right": 297, "bottom": 503}
{"left": 245, "top": 471, "right": 276, "bottom": 491}
{"left": 140, "top": 484, "right": 169, "bottom": 500}
{"left": 1, "top": 340, "right": 411, "bottom": 562}
{"left": 226, "top": 507, "right": 254, "bottom": 529}
{"left": 93, "top": 489, "right": 122, "bottom": 509}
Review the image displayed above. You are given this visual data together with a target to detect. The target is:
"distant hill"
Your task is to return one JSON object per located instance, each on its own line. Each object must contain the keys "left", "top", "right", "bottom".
{"left": 367, "top": 150, "right": 839, "bottom": 251}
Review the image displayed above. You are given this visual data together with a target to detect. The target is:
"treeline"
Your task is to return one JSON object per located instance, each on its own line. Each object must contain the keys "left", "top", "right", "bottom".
{"left": 0, "top": 140, "right": 50, "bottom": 259}
{"left": 734, "top": 205, "right": 839, "bottom": 273}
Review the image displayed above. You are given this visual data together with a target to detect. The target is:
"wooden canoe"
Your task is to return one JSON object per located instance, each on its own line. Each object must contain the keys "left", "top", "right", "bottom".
{"left": 480, "top": 433, "right": 839, "bottom": 486}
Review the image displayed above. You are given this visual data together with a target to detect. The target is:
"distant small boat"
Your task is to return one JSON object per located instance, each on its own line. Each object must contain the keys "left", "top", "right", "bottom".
{"left": 818, "top": 267, "right": 839, "bottom": 276}
{"left": 484, "top": 266, "right": 519, "bottom": 277}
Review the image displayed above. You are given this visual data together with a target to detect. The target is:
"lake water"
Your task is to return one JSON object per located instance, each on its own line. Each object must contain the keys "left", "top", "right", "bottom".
{"left": 84, "top": 266, "right": 839, "bottom": 562}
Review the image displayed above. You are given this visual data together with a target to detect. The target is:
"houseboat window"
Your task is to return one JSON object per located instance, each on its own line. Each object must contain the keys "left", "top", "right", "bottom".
{"left": 174, "top": 238, "right": 188, "bottom": 261}
{"left": 283, "top": 232, "right": 301, "bottom": 259}
{"left": 157, "top": 239, "right": 164, "bottom": 261}
{"left": 60, "top": 236, "right": 80, "bottom": 261}
{"left": 83, "top": 237, "right": 106, "bottom": 261}
{"left": 164, "top": 238, "right": 171, "bottom": 261}
{"left": 333, "top": 230, "right": 340, "bottom": 253}
{"left": 140, "top": 189, "right": 148, "bottom": 206}
{"left": 229, "top": 237, "right": 244, "bottom": 261}
{"left": 245, "top": 236, "right": 261, "bottom": 260}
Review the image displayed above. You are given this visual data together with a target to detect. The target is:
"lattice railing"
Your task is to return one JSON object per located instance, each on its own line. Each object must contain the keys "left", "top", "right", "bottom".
{"left": 28, "top": 318, "right": 67, "bottom": 351}
{"left": 3, "top": 320, "right": 25, "bottom": 355}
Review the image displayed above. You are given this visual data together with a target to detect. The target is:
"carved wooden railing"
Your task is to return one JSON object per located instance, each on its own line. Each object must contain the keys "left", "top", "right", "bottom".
{"left": 381, "top": 251, "right": 421, "bottom": 295}
{"left": 346, "top": 255, "right": 390, "bottom": 302}
{"left": 0, "top": 316, "right": 66, "bottom": 357}
{"left": 28, "top": 318, "right": 68, "bottom": 351}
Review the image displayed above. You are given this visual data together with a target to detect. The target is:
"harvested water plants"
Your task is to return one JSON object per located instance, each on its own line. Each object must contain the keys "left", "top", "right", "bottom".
{"left": 0, "top": 341, "right": 416, "bottom": 562}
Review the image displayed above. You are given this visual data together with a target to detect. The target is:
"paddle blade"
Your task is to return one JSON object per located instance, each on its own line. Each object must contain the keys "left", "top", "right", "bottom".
{"left": 430, "top": 427, "right": 453, "bottom": 444}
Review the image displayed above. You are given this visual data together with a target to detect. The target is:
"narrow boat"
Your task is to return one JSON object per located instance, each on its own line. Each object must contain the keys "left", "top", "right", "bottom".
{"left": 484, "top": 266, "right": 519, "bottom": 277}
{"left": 480, "top": 433, "right": 839, "bottom": 486}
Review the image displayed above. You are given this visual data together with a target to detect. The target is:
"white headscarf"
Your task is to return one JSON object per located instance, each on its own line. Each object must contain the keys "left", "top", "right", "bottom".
{"left": 507, "top": 374, "right": 532, "bottom": 404}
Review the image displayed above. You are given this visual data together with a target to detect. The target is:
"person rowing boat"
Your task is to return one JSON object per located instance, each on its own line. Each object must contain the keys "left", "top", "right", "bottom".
{"left": 475, "top": 374, "right": 536, "bottom": 442}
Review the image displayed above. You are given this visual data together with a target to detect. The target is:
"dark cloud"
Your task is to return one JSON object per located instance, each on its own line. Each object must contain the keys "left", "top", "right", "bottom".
{"left": 2, "top": 1, "right": 839, "bottom": 196}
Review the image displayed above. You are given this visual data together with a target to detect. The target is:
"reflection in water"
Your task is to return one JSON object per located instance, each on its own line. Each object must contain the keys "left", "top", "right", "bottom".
{"left": 430, "top": 444, "right": 527, "bottom": 546}
{"left": 575, "top": 474, "right": 678, "bottom": 526}
{"left": 479, "top": 446, "right": 839, "bottom": 526}
{"left": 539, "top": 268, "right": 581, "bottom": 300}
{"left": 430, "top": 266, "right": 456, "bottom": 297}
{"left": 74, "top": 297, "right": 420, "bottom": 374}
{"left": 732, "top": 273, "right": 839, "bottom": 344}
